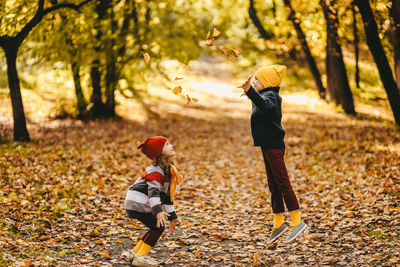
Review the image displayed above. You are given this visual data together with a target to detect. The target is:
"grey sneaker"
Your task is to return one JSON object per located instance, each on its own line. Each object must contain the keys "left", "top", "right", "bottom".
{"left": 267, "top": 224, "right": 289, "bottom": 244}
{"left": 131, "top": 254, "right": 158, "bottom": 267}
{"left": 285, "top": 221, "right": 307, "bottom": 243}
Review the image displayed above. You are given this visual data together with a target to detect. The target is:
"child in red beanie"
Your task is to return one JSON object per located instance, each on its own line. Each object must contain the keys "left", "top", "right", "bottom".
{"left": 125, "top": 136, "right": 183, "bottom": 266}
{"left": 238, "top": 65, "right": 307, "bottom": 243}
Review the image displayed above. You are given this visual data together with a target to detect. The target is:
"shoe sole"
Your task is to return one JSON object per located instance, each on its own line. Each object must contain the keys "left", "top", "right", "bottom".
{"left": 267, "top": 225, "right": 289, "bottom": 244}
{"left": 285, "top": 223, "right": 308, "bottom": 243}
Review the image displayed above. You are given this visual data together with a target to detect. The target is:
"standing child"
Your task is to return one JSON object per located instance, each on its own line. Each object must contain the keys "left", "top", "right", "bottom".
{"left": 238, "top": 65, "right": 307, "bottom": 243}
{"left": 125, "top": 136, "right": 183, "bottom": 266}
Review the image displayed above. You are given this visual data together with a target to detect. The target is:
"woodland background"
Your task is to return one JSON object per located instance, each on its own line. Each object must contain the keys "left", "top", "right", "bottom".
{"left": 1, "top": 0, "right": 400, "bottom": 266}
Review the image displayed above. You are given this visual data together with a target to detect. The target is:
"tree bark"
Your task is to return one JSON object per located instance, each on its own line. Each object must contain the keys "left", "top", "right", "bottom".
{"left": 104, "top": 6, "right": 117, "bottom": 117}
{"left": 2, "top": 38, "right": 30, "bottom": 141}
{"left": 389, "top": 0, "right": 400, "bottom": 89}
{"left": 89, "top": 61, "right": 105, "bottom": 117}
{"left": 321, "top": 0, "right": 355, "bottom": 115}
{"left": 356, "top": 0, "right": 400, "bottom": 126}
{"left": 283, "top": 0, "right": 326, "bottom": 98}
{"left": 71, "top": 60, "right": 87, "bottom": 118}
{"left": 249, "top": 0, "right": 273, "bottom": 40}
{"left": 89, "top": 0, "right": 112, "bottom": 118}
{"left": 352, "top": 2, "right": 360, "bottom": 88}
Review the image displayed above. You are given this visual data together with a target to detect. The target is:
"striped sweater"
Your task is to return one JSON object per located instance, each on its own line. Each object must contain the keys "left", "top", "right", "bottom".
{"left": 125, "top": 165, "right": 177, "bottom": 221}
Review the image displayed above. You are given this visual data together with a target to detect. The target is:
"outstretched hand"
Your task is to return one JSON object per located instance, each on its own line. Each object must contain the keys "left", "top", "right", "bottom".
{"left": 237, "top": 75, "right": 253, "bottom": 93}
{"left": 156, "top": 211, "right": 170, "bottom": 228}
{"left": 169, "top": 219, "right": 181, "bottom": 233}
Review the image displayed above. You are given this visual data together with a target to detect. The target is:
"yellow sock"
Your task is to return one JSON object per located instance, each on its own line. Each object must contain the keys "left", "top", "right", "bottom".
{"left": 290, "top": 210, "right": 301, "bottom": 226}
{"left": 133, "top": 240, "right": 144, "bottom": 254}
{"left": 137, "top": 242, "right": 152, "bottom": 257}
{"left": 273, "top": 213, "right": 284, "bottom": 229}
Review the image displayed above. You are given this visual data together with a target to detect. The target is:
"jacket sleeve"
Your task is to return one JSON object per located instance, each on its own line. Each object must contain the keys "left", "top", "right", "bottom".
{"left": 144, "top": 172, "right": 164, "bottom": 216}
{"left": 162, "top": 195, "right": 178, "bottom": 221}
{"left": 245, "top": 86, "right": 277, "bottom": 112}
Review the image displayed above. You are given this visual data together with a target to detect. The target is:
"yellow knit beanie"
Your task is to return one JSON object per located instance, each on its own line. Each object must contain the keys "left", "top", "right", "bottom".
{"left": 255, "top": 65, "right": 287, "bottom": 88}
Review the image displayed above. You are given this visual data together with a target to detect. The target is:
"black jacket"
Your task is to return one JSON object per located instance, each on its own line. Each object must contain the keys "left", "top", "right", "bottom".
{"left": 245, "top": 86, "right": 285, "bottom": 149}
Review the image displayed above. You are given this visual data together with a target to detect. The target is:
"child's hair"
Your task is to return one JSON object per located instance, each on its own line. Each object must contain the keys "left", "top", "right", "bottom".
{"left": 152, "top": 153, "right": 174, "bottom": 178}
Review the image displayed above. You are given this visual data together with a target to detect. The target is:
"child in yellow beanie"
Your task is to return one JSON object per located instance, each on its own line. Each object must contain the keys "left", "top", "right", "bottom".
{"left": 238, "top": 65, "right": 307, "bottom": 243}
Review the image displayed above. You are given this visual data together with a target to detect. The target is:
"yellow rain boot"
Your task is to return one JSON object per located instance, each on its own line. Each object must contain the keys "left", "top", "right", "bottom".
{"left": 136, "top": 242, "right": 152, "bottom": 257}
{"left": 133, "top": 240, "right": 144, "bottom": 254}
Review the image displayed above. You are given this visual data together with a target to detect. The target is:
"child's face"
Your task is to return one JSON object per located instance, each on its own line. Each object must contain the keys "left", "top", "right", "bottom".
{"left": 162, "top": 140, "right": 175, "bottom": 157}
{"left": 253, "top": 78, "right": 264, "bottom": 91}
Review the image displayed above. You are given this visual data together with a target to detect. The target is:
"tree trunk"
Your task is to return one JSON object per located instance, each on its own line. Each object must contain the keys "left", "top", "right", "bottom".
{"left": 389, "top": 0, "right": 400, "bottom": 89}
{"left": 71, "top": 60, "right": 86, "bottom": 118}
{"left": 272, "top": 0, "right": 277, "bottom": 20}
{"left": 249, "top": 0, "right": 273, "bottom": 40}
{"left": 352, "top": 2, "right": 360, "bottom": 88}
{"left": 89, "top": 61, "right": 105, "bottom": 117}
{"left": 89, "top": 0, "right": 112, "bottom": 118}
{"left": 2, "top": 38, "right": 30, "bottom": 141}
{"left": 321, "top": 0, "right": 355, "bottom": 115}
{"left": 104, "top": 59, "right": 116, "bottom": 117}
{"left": 284, "top": 0, "right": 326, "bottom": 98}
{"left": 356, "top": 0, "right": 400, "bottom": 126}
{"left": 104, "top": 11, "right": 117, "bottom": 117}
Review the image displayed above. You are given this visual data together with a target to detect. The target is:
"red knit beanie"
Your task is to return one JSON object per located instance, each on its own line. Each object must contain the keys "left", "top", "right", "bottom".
{"left": 137, "top": 136, "right": 167, "bottom": 160}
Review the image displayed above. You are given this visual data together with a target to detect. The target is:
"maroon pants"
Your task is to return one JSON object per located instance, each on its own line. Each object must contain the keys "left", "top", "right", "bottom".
{"left": 127, "top": 210, "right": 164, "bottom": 247}
{"left": 261, "top": 148, "right": 300, "bottom": 213}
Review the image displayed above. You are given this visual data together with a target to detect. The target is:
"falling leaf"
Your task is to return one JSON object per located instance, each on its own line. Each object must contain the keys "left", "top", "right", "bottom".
{"left": 143, "top": 53, "right": 150, "bottom": 64}
{"left": 186, "top": 95, "right": 191, "bottom": 105}
{"left": 219, "top": 46, "right": 227, "bottom": 55}
{"left": 229, "top": 57, "right": 236, "bottom": 63}
{"left": 206, "top": 38, "right": 214, "bottom": 46}
{"left": 175, "top": 76, "right": 183, "bottom": 80}
{"left": 212, "top": 28, "right": 220, "bottom": 37}
{"left": 228, "top": 48, "right": 240, "bottom": 57}
{"left": 172, "top": 86, "right": 182, "bottom": 95}
{"left": 146, "top": 72, "right": 154, "bottom": 78}
{"left": 192, "top": 97, "right": 198, "bottom": 102}
{"left": 206, "top": 31, "right": 210, "bottom": 39}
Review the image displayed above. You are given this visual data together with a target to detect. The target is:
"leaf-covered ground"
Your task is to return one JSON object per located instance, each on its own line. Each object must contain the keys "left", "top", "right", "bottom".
{"left": 1, "top": 63, "right": 400, "bottom": 266}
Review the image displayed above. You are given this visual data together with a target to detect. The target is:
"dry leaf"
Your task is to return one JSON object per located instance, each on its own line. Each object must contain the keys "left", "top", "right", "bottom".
{"left": 212, "top": 28, "right": 220, "bottom": 37}
{"left": 186, "top": 95, "right": 191, "bottom": 105}
{"left": 99, "top": 250, "right": 110, "bottom": 259}
{"left": 195, "top": 251, "right": 203, "bottom": 258}
{"left": 228, "top": 48, "right": 239, "bottom": 57}
{"left": 173, "top": 86, "right": 182, "bottom": 95}
{"left": 143, "top": 53, "right": 150, "bottom": 64}
{"left": 219, "top": 46, "right": 227, "bottom": 55}
{"left": 192, "top": 97, "right": 198, "bottom": 102}
{"left": 206, "top": 38, "right": 214, "bottom": 46}
{"left": 175, "top": 76, "right": 183, "bottom": 80}
{"left": 88, "top": 229, "right": 100, "bottom": 237}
